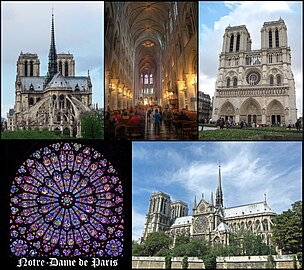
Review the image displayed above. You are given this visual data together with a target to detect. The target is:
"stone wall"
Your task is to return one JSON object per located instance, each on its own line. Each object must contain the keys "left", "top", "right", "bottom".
{"left": 216, "top": 255, "right": 300, "bottom": 269}
{"left": 132, "top": 255, "right": 300, "bottom": 269}
{"left": 132, "top": 257, "right": 205, "bottom": 269}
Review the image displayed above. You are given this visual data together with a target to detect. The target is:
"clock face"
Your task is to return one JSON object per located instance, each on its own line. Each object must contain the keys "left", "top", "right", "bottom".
{"left": 193, "top": 216, "right": 209, "bottom": 233}
{"left": 246, "top": 71, "right": 261, "bottom": 85}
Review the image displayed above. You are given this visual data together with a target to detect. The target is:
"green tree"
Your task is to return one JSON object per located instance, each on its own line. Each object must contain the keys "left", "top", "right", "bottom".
{"left": 172, "top": 239, "right": 210, "bottom": 257}
{"left": 81, "top": 111, "right": 104, "bottom": 139}
{"left": 155, "top": 248, "right": 172, "bottom": 256}
{"left": 165, "top": 256, "right": 171, "bottom": 269}
{"left": 182, "top": 256, "right": 188, "bottom": 269}
{"left": 132, "top": 240, "right": 145, "bottom": 256}
{"left": 175, "top": 235, "right": 190, "bottom": 247}
{"left": 272, "top": 201, "right": 302, "bottom": 254}
{"left": 144, "top": 232, "right": 172, "bottom": 256}
{"left": 228, "top": 231, "right": 275, "bottom": 256}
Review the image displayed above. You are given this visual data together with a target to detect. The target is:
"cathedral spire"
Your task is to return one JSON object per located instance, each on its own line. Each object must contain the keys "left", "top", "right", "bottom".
{"left": 215, "top": 163, "right": 223, "bottom": 208}
{"left": 46, "top": 10, "right": 58, "bottom": 85}
{"left": 193, "top": 195, "right": 197, "bottom": 209}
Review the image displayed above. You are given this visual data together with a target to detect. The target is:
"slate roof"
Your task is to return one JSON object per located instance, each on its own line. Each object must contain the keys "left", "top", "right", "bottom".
{"left": 171, "top": 216, "right": 192, "bottom": 227}
{"left": 20, "top": 73, "right": 89, "bottom": 91}
{"left": 224, "top": 201, "right": 276, "bottom": 218}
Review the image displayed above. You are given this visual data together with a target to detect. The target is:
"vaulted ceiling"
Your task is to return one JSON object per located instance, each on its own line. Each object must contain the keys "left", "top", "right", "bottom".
{"left": 124, "top": 2, "right": 170, "bottom": 47}
{"left": 123, "top": 2, "right": 170, "bottom": 74}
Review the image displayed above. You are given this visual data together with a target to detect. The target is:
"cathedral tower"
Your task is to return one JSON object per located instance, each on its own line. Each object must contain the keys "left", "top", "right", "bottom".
{"left": 142, "top": 192, "right": 172, "bottom": 240}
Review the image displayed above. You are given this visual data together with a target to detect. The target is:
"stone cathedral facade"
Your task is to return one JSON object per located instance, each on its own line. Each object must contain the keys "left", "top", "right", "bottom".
{"left": 212, "top": 18, "right": 297, "bottom": 126}
{"left": 143, "top": 166, "right": 276, "bottom": 247}
{"left": 7, "top": 13, "right": 92, "bottom": 137}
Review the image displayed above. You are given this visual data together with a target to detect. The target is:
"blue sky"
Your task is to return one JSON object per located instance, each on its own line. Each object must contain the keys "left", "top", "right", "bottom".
{"left": 132, "top": 142, "right": 302, "bottom": 241}
{"left": 1, "top": 1, "right": 104, "bottom": 119}
{"left": 199, "top": 1, "right": 303, "bottom": 118}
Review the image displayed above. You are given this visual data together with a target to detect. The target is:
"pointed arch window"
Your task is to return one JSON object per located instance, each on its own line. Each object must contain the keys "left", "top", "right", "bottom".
{"left": 269, "top": 75, "right": 274, "bottom": 86}
{"left": 140, "top": 73, "right": 143, "bottom": 84}
{"left": 65, "top": 61, "right": 69, "bottom": 77}
{"left": 30, "top": 61, "right": 34, "bottom": 76}
{"left": 144, "top": 74, "right": 149, "bottom": 84}
{"left": 29, "top": 97, "right": 34, "bottom": 106}
{"left": 233, "top": 77, "right": 238, "bottom": 88}
{"left": 269, "top": 30, "right": 272, "bottom": 48}
{"left": 236, "top": 34, "right": 240, "bottom": 52}
{"left": 275, "top": 29, "right": 279, "bottom": 47}
{"left": 24, "top": 60, "right": 28, "bottom": 77}
{"left": 227, "top": 78, "right": 231, "bottom": 88}
{"left": 149, "top": 74, "right": 153, "bottom": 84}
{"left": 277, "top": 75, "right": 281, "bottom": 86}
{"left": 229, "top": 34, "right": 234, "bottom": 52}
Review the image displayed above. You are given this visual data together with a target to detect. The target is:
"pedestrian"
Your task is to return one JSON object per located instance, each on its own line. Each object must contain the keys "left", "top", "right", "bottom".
{"left": 166, "top": 107, "right": 173, "bottom": 133}
{"left": 154, "top": 109, "right": 162, "bottom": 136}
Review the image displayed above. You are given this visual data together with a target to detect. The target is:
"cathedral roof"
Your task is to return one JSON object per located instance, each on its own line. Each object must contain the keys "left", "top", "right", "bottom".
{"left": 171, "top": 216, "right": 192, "bottom": 227}
{"left": 224, "top": 201, "right": 276, "bottom": 219}
{"left": 21, "top": 77, "right": 46, "bottom": 91}
{"left": 20, "top": 74, "right": 90, "bottom": 92}
{"left": 214, "top": 222, "right": 229, "bottom": 232}
{"left": 46, "top": 72, "right": 72, "bottom": 89}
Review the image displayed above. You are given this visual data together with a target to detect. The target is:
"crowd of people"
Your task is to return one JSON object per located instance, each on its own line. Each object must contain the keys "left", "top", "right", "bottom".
{"left": 105, "top": 105, "right": 195, "bottom": 139}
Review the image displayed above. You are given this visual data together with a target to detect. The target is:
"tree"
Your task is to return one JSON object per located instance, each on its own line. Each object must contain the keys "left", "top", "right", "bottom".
{"left": 132, "top": 240, "right": 145, "bottom": 256}
{"left": 144, "top": 232, "right": 172, "bottom": 256}
{"left": 175, "top": 235, "right": 190, "bottom": 247}
{"left": 228, "top": 231, "right": 274, "bottom": 256}
{"left": 172, "top": 239, "right": 210, "bottom": 257}
{"left": 81, "top": 111, "right": 104, "bottom": 139}
{"left": 155, "top": 248, "right": 172, "bottom": 256}
{"left": 272, "top": 201, "right": 302, "bottom": 254}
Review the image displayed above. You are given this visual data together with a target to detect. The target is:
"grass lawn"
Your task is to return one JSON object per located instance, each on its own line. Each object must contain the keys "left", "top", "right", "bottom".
{"left": 1, "top": 129, "right": 68, "bottom": 139}
{"left": 199, "top": 127, "right": 303, "bottom": 140}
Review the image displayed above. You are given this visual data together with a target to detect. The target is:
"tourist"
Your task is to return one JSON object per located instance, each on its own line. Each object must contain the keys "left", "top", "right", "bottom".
{"left": 166, "top": 107, "right": 173, "bottom": 133}
{"left": 154, "top": 109, "right": 162, "bottom": 136}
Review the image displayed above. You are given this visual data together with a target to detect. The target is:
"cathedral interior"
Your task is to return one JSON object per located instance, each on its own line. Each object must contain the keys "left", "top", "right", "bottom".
{"left": 105, "top": 2, "right": 198, "bottom": 140}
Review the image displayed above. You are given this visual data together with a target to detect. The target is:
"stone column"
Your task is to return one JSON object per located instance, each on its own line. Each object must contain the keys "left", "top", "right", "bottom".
{"left": 117, "top": 83, "right": 124, "bottom": 110}
{"left": 185, "top": 74, "right": 197, "bottom": 111}
{"left": 105, "top": 71, "right": 112, "bottom": 111}
{"left": 110, "top": 79, "right": 119, "bottom": 110}
{"left": 177, "top": 80, "right": 186, "bottom": 110}
{"left": 262, "top": 108, "right": 266, "bottom": 124}
{"left": 123, "top": 87, "right": 128, "bottom": 109}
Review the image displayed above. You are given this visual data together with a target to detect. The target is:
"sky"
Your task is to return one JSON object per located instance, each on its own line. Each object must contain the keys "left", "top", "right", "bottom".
{"left": 199, "top": 1, "right": 303, "bottom": 118}
{"left": 132, "top": 141, "right": 302, "bottom": 241}
{"left": 1, "top": 1, "right": 104, "bottom": 119}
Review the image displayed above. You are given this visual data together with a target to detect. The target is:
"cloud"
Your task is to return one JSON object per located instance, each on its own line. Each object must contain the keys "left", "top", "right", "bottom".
{"left": 132, "top": 209, "right": 146, "bottom": 242}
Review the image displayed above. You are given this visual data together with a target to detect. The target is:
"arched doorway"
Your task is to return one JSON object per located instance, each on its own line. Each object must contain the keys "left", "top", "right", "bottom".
{"left": 266, "top": 99, "right": 285, "bottom": 125}
{"left": 240, "top": 98, "right": 262, "bottom": 126}
{"left": 219, "top": 101, "right": 235, "bottom": 121}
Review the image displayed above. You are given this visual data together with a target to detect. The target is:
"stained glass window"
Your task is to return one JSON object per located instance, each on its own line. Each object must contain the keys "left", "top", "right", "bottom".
{"left": 10, "top": 142, "right": 124, "bottom": 258}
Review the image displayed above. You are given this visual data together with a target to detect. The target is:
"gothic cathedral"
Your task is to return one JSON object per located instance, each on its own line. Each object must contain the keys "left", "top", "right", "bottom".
{"left": 7, "top": 13, "right": 93, "bottom": 137}
{"left": 212, "top": 18, "right": 297, "bottom": 126}
{"left": 143, "top": 165, "right": 276, "bottom": 247}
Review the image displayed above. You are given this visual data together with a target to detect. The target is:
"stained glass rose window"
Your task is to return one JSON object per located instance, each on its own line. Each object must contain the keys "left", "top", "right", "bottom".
{"left": 10, "top": 142, "right": 124, "bottom": 257}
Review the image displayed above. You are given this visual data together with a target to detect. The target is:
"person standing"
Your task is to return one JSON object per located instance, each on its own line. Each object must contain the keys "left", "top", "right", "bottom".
{"left": 154, "top": 109, "right": 162, "bottom": 136}
{"left": 166, "top": 107, "right": 173, "bottom": 133}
